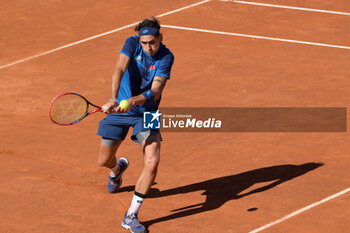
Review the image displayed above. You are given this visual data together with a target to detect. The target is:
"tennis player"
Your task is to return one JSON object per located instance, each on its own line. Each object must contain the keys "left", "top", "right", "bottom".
{"left": 97, "top": 17, "right": 174, "bottom": 233}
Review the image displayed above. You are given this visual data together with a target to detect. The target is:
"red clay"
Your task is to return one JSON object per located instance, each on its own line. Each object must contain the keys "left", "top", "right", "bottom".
{"left": 1, "top": 1, "right": 349, "bottom": 233}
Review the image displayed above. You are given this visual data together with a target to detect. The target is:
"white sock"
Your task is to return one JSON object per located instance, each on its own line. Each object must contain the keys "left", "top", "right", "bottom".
{"left": 109, "top": 161, "right": 119, "bottom": 177}
{"left": 128, "top": 192, "right": 145, "bottom": 215}
{"left": 110, "top": 170, "right": 116, "bottom": 177}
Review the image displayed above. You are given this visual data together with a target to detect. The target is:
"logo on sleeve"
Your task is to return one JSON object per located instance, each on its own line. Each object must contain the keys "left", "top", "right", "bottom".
{"left": 149, "top": 65, "right": 155, "bottom": 70}
{"left": 135, "top": 55, "right": 142, "bottom": 63}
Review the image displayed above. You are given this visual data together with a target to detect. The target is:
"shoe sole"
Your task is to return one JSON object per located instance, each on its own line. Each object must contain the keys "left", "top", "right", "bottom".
{"left": 121, "top": 218, "right": 145, "bottom": 233}
{"left": 121, "top": 222, "right": 134, "bottom": 233}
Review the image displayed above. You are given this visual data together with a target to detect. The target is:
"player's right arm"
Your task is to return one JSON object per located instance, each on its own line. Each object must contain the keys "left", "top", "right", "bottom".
{"left": 102, "top": 53, "right": 131, "bottom": 113}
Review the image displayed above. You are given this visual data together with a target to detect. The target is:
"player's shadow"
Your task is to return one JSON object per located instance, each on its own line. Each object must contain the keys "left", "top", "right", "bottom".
{"left": 119, "top": 162, "right": 323, "bottom": 230}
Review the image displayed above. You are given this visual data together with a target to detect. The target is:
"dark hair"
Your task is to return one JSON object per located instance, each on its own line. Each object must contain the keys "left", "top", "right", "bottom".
{"left": 135, "top": 17, "right": 161, "bottom": 32}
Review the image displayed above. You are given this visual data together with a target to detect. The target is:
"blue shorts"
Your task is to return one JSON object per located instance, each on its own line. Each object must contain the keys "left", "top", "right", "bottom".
{"left": 97, "top": 114, "right": 160, "bottom": 143}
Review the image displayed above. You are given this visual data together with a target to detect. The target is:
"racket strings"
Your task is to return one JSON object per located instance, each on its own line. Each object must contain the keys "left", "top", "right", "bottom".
{"left": 50, "top": 95, "right": 88, "bottom": 124}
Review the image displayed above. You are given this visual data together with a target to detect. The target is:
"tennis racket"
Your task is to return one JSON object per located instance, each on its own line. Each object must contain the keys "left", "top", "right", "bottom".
{"left": 49, "top": 92, "right": 103, "bottom": 126}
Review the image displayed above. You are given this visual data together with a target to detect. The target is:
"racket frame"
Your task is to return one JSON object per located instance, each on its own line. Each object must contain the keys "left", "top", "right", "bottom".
{"left": 49, "top": 92, "right": 102, "bottom": 126}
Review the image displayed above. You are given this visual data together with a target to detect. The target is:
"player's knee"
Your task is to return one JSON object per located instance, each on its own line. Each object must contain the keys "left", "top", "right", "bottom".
{"left": 144, "top": 155, "right": 159, "bottom": 173}
{"left": 97, "top": 158, "right": 106, "bottom": 167}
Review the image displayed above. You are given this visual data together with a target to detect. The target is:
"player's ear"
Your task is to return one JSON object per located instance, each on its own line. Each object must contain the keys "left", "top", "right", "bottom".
{"left": 159, "top": 33, "right": 163, "bottom": 42}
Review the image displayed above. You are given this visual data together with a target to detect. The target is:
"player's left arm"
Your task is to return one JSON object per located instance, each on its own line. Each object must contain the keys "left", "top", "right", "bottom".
{"left": 150, "top": 76, "right": 168, "bottom": 100}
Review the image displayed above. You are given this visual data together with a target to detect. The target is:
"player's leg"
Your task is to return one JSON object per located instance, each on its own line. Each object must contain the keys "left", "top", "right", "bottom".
{"left": 97, "top": 116, "right": 130, "bottom": 193}
{"left": 98, "top": 138, "right": 122, "bottom": 173}
{"left": 133, "top": 134, "right": 161, "bottom": 197}
{"left": 122, "top": 130, "right": 161, "bottom": 233}
{"left": 98, "top": 138, "right": 129, "bottom": 193}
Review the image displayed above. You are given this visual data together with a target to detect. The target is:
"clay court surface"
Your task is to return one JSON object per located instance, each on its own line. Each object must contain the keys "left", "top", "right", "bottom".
{"left": 1, "top": 0, "right": 350, "bottom": 232}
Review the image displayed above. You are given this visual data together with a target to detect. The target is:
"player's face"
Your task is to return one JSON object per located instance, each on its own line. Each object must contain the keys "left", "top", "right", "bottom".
{"left": 140, "top": 34, "right": 162, "bottom": 57}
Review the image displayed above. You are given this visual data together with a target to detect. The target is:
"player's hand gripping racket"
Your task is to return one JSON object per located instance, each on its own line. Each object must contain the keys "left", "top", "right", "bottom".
{"left": 49, "top": 93, "right": 103, "bottom": 126}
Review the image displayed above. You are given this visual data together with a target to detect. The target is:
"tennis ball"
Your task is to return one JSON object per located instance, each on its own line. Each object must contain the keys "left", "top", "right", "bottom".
{"left": 119, "top": 100, "right": 129, "bottom": 110}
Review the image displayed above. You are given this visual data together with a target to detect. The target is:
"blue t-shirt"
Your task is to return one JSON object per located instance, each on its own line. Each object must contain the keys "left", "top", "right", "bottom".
{"left": 116, "top": 35, "right": 174, "bottom": 116}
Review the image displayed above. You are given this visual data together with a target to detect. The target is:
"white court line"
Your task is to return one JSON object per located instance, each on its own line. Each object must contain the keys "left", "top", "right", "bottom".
{"left": 249, "top": 187, "right": 350, "bottom": 233}
{"left": 0, "top": 0, "right": 211, "bottom": 70}
{"left": 162, "top": 24, "right": 350, "bottom": 50}
{"left": 0, "top": 22, "right": 138, "bottom": 70}
{"left": 157, "top": 0, "right": 210, "bottom": 17}
{"left": 222, "top": 0, "right": 350, "bottom": 16}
